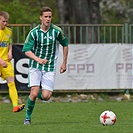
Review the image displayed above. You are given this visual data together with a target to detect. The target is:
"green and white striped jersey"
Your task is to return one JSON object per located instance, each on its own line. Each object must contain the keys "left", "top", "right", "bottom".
{"left": 22, "top": 23, "right": 68, "bottom": 71}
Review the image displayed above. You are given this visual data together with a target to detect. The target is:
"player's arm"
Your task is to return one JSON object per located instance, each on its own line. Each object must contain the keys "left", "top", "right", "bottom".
{"left": 60, "top": 46, "right": 68, "bottom": 74}
{"left": 57, "top": 29, "right": 69, "bottom": 74}
{"left": 25, "top": 51, "right": 48, "bottom": 65}
{"left": 23, "top": 31, "right": 48, "bottom": 65}
{"left": 8, "top": 43, "right": 12, "bottom": 61}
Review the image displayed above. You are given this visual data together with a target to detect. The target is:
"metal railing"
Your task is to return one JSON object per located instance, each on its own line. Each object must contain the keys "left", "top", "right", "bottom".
{"left": 58, "top": 24, "right": 124, "bottom": 44}
{"left": 8, "top": 23, "right": 133, "bottom": 44}
{"left": 3, "top": 23, "right": 132, "bottom": 94}
{"left": 8, "top": 24, "right": 32, "bottom": 44}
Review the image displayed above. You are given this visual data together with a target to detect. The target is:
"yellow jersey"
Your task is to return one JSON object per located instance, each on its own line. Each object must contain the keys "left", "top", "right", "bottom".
{"left": 0, "top": 27, "right": 12, "bottom": 60}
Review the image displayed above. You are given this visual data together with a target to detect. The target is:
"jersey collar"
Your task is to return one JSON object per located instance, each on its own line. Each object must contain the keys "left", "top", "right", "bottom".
{"left": 38, "top": 23, "right": 52, "bottom": 33}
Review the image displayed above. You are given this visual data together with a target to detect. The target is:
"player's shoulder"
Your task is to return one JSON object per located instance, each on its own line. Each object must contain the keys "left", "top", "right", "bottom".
{"left": 5, "top": 27, "right": 12, "bottom": 33}
{"left": 51, "top": 23, "right": 62, "bottom": 32}
{"left": 28, "top": 25, "right": 40, "bottom": 38}
{"left": 30, "top": 25, "right": 39, "bottom": 33}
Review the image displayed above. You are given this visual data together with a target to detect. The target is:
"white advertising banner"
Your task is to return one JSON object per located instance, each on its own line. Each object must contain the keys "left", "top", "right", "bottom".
{"left": 0, "top": 44, "right": 132, "bottom": 91}
{"left": 55, "top": 44, "right": 132, "bottom": 90}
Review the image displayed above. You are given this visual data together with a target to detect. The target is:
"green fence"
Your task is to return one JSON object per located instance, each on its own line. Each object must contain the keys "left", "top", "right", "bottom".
{"left": 8, "top": 23, "right": 133, "bottom": 44}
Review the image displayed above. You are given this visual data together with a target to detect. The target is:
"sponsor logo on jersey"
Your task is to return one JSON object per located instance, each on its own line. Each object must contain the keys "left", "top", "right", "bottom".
{"left": 44, "top": 36, "right": 54, "bottom": 40}
{"left": 0, "top": 41, "right": 8, "bottom": 47}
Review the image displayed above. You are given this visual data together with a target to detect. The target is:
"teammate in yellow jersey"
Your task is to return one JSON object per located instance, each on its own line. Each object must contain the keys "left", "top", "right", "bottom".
{"left": 0, "top": 11, "right": 25, "bottom": 112}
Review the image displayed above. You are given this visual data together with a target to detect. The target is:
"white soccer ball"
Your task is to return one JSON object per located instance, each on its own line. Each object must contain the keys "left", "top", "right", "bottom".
{"left": 100, "top": 110, "right": 116, "bottom": 126}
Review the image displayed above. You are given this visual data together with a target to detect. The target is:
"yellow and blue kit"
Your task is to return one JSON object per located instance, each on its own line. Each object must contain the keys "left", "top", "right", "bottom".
{"left": 0, "top": 26, "right": 14, "bottom": 79}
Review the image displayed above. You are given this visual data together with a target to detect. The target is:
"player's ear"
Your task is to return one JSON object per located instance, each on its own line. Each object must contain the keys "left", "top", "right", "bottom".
{"left": 40, "top": 16, "right": 42, "bottom": 21}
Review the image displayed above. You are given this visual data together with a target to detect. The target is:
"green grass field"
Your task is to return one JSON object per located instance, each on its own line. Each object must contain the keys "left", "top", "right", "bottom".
{"left": 0, "top": 101, "right": 132, "bottom": 133}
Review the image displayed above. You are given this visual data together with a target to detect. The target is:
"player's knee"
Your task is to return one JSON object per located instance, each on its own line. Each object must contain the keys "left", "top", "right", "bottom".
{"left": 42, "top": 94, "right": 51, "bottom": 101}
{"left": 30, "top": 86, "right": 40, "bottom": 99}
{"left": 31, "top": 91, "right": 38, "bottom": 99}
{"left": 6, "top": 77, "right": 14, "bottom": 84}
{"left": 44, "top": 97, "right": 50, "bottom": 101}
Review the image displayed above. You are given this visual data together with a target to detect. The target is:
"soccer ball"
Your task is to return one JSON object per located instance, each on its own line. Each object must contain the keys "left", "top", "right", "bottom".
{"left": 100, "top": 110, "right": 116, "bottom": 126}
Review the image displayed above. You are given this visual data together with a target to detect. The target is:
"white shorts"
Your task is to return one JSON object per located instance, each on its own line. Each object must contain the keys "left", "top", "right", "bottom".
{"left": 28, "top": 68, "right": 56, "bottom": 92}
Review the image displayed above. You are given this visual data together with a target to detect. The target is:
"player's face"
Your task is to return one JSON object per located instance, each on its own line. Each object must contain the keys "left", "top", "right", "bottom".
{"left": 0, "top": 16, "right": 8, "bottom": 29}
{"left": 40, "top": 11, "right": 52, "bottom": 28}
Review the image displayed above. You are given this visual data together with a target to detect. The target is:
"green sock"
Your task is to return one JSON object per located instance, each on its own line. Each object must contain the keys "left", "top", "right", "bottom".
{"left": 26, "top": 96, "right": 35, "bottom": 119}
{"left": 38, "top": 90, "right": 44, "bottom": 100}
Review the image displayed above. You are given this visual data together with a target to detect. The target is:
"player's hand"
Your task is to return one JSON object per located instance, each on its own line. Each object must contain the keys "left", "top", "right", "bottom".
{"left": 37, "top": 58, "right": 48, "bottom": 65}
{"left": 8, "top": 52, "right": 12, "bottom": 61}
{"left": 0, "top": 60, "right": 7, "bottom": 68}
{"left": 60, "top": 63, "right": 67, "bottom": 74}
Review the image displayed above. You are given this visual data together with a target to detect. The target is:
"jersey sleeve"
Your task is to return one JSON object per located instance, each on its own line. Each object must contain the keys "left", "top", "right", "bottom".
{"left": 22, "top": 32, "right": 35, "bottom": 52}
{"left": 57, "top": 29, "right": 68, "bottom": 46}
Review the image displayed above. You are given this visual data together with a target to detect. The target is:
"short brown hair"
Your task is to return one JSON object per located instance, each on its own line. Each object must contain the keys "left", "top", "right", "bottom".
{"left": 40, "top": 6, "right": 52, "bottom": 16}
{"left": 0, "top": 11, "right": 9, "bottom": 19}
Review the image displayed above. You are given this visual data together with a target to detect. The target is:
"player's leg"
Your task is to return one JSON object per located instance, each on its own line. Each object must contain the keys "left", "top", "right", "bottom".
{"left": 41, "top": 71, "right": 55, "bottom": 100}
{"left": 24, "top": 68, "right": 41, "bottom": 125}
{"left": 37, "top": 90, "right": 43, "bottom": 100}
{"left": 38, "top": 89, "right": 52, "bottom": 100}
{"left": 41, "top": 90, "right": 52, "bottom": 100}
{"left": 2, "top": 62, "right": 25, "bottom": 112}
{"left": 6, "top": 76, "right": 18, "bottom": 105}
{"left": 24, "top": 86, "right": 40, "bottom": 124}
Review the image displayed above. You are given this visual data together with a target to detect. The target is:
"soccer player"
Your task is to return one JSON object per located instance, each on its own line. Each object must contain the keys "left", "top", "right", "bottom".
{"left": 0, "top": 11, "right": 25, "bottom": 112}
{"left": 23, "top": 6, "right": 68, "bottom": 125}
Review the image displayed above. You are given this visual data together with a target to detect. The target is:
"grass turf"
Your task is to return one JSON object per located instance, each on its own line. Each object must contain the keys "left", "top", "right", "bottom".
{"left": 0, "top": 101, "right": 132, "bottom": 133}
